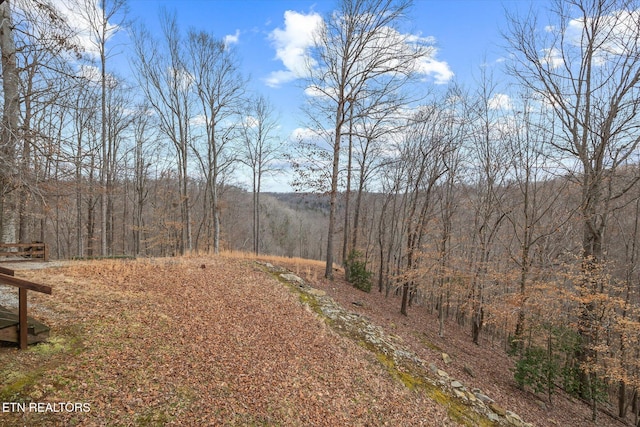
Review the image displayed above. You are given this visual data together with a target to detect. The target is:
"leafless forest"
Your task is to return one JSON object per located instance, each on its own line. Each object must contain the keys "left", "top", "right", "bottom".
{"left": 2, "top": 0, "right": 640, "bottom": 423}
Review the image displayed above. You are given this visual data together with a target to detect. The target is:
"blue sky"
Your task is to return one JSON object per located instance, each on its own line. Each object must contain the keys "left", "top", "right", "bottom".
{"left": 66, "top": 0, "right": 543, "bottom": 190}
{"left": 121, "top": 0, "right": 527, "bottom": 125}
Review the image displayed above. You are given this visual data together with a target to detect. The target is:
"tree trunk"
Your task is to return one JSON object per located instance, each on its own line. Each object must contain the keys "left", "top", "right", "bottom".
{"left": 0, "top": 0, "right": 19, "bottom": 243}
{"left": 325, "top": 102, "right": 344, "bottom": 279}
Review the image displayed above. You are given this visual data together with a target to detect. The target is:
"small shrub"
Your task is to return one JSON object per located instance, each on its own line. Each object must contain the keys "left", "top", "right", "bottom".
{"left": 514, "top": 345, "right": 558, "bottom": 396}
{"left": 512, "top": 324, "right": 599, "bottom": 403}
{"left": 345, "top": 250, "right": 372, "bottom": 293}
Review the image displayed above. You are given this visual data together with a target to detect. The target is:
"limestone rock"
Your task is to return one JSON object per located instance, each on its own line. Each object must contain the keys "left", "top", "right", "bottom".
{"left": 488, "top": 402, "right": 506, "bottom": 417}
{"left": 463, "top": 364, "right": 475, "bottom": 378}
{"left": 263, "top": 260, "right": 529, "bottom": 427}
{"left": 280, "top": 273, "right": 305, "bottom": 285}
{"left": 474, "top": 392, "right": 494, "bottom": 404}
{"left": 307, "top": 288, "right": 326, "bottom": 297}
{"left": 453, "top": 389, "right": 467, "bottom": 399}
{"left": 506, "top": 410, "right": 526, "bottom": 427}
{"left": 487, "top": 412, "right": 500, "bottom": 422}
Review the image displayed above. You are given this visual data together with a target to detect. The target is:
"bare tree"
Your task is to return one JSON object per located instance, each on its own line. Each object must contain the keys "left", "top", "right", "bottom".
{"left": 433, "top": 87, "right": 467, "bottom": 337}
{"left": 506, "top": 0, "right": 640, "bottom": 406}
{"left": 306, "top": 0, "right": 433, "bottom": 279}
{"left": 187, "top": 30, "right": 246, "bottom": 254}
{"left": 132, "top": 10, "right": 193, "bottom": 254}
{"left": 240, "top": 95, "right": 283, "bottom": 255}
{"left": 464, "top": 71, "right": 511, "bottom": 345}
{"left": 500, "top": 93, "right": 572, "bottom": 351}
{"left": 68, "top": 77, "right": 100, "bottom": 257}
{"left": 129, "top": 104, "right": 158, "bottom": 256}
{"left": 9, "top": 0, "right": 76, "bottom": 244}
{"left": 345, "top": 88, "right": 406, "bottom": 271}
{"left": 400, "top": 106, "right": 453, "bottom": 315}
{"left": 78, "top": 0, "right": 127, "bottom": 256}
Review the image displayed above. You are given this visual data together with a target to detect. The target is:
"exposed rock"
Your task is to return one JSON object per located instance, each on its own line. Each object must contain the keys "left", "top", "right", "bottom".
{"left": 463, "top": 363, "right": 475, "bottom": 378}
{"left": 454, "top": 389, "right": 467, "bottom": 399}
{"left": 352, "top": 301, "right": 364, "bottom": 307}
{"left": 393, "top": 349, "right": 414, "bottom": 361}
{"left": 474, "top": 392, "right": 494, "bottom": 404}
{"left": 256, "top": 261, "right": 288, "bottom": 273}
{"left": 489, "top": 402, "right": 507, "bottom": 417}
{"left": 261, "top": 260, "right": 534, "bottom": 427}
{"left": 306, "top": 288, "right": 326, "bottom": 297}
{"left": 280, "top": 273, "right": 305, "bottom": 285}
{"left": 506, "top": 410, "right": 525, "bottom": 427}
{"left": 487, "top": 411, "right": 500, "bottom": 422}
{"left": 389, "top": 333, "right": 403, "bottom": 343}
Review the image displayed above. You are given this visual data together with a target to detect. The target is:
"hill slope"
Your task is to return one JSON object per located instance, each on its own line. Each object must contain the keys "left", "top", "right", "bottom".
{"left": 0, "top": 255, "right": 626, "bottom": 426}
{"left": 1, "top": 257, "right": 450, "bottom": 426}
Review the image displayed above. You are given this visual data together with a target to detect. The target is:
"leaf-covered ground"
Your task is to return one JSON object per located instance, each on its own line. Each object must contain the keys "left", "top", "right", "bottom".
{"left": 271, "top": 257, "right": 629, "bottom": 427}
{"left": 0, "top": 257, "right": 454, "bottom": 426}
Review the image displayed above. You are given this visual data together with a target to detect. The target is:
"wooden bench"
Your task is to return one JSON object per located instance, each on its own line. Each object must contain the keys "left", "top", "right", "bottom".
{"left": 0, "top": 266, "right": 52, "bottom": 349}
{"left": 0, "top": 242, "right": 49, "bottom": 261}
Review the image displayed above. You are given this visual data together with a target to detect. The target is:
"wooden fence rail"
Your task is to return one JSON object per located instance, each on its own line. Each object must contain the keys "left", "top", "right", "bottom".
{"left": 0, "top": 242, "right": 48, "bottom": 261}
{"left": 0, "top": 266, "right": 52, "bottom": 349}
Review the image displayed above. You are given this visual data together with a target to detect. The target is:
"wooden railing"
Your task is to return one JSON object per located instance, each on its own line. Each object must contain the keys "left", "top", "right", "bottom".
{"left": 0, "top": 266, "right": 52, "bottom": 349}
{"left": 0, "top": 242, "right": 49, "bottom": 261}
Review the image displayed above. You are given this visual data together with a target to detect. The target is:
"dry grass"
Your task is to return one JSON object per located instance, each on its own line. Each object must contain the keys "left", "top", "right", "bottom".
{"left": 218, "top": 250, "right": 329, "bottom": 282}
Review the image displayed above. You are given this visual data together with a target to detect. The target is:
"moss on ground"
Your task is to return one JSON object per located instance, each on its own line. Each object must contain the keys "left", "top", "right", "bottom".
{"left": 0, "top": 324, "right": 85, "bottom": 403}
{"left": 260, "top": 261, "right": 498, "bottom": 427}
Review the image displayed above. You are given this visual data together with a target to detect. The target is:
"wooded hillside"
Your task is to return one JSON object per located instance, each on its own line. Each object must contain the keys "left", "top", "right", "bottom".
{"left": 1, "top": 0, "right": 640, "bottom": 423}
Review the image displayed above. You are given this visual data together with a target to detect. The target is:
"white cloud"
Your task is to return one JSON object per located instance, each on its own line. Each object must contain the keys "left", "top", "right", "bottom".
{"left": 266, "top": 10, "right": 323, "bottom": 87}
{"left": 544, "top": 9, "right": 640, "bottom": 68}
{"left": 416, "top": 56, "right": 454, "bottom": 85}
{"left": 488, "top": 93, "right": 513, "bottom": 110}
{"left": 43, "top": 0, "right": 120, "bottom": 59}
{"left": 77, "top": 64, "right": 119, "bottom": 87}
{"left": 290, "top": 127, "right": 320, "bottom": 142}
{"left": 375, "top": 27, "right": 453, "bottom": 85}
{"left": 224, "top": 29, "right": 240, "bottom": 47}
{"left": 265, "top": 70, "right": 299, "bottom": 88}
{"left": 243, "top": 115, "right": 259, "bottom": 128}
{"left": 190, "top": 114, "right": 207, "bottom": 127}
{"left": 540, "top": 47, "right": 564, "bottom": 69}
{"left": 267, "top": 9, "right": 453, "bottom": 88}
{"left": 303, "top": 84, "right": 336, "bottom": 99}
